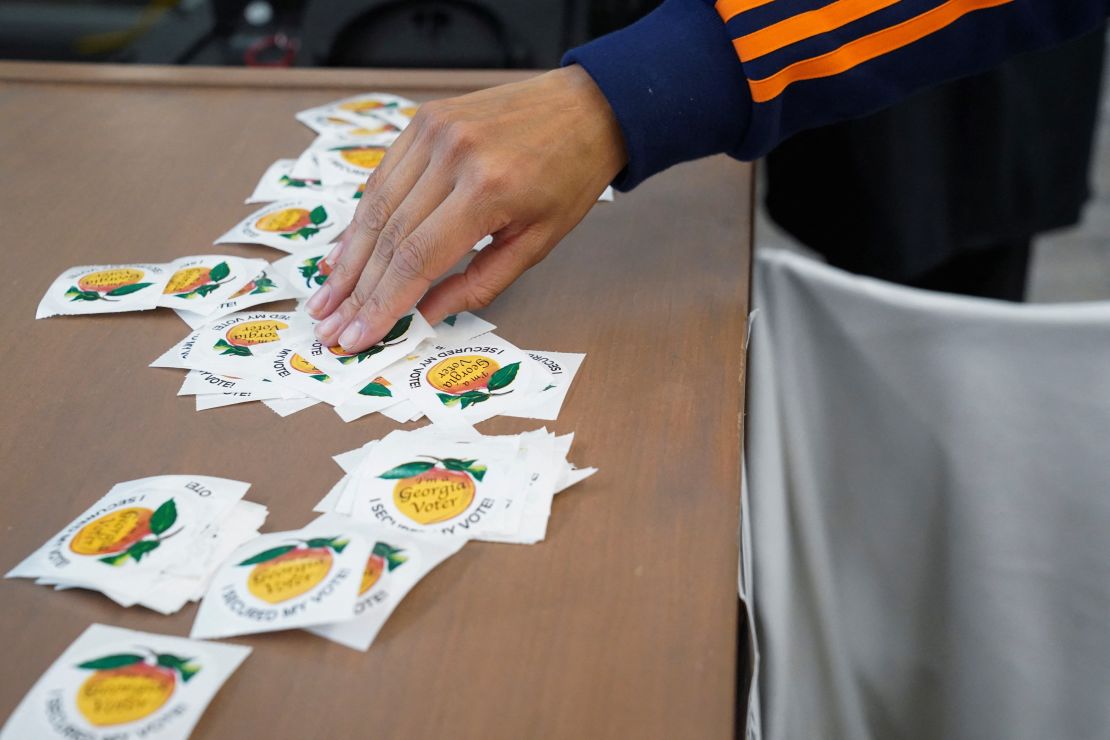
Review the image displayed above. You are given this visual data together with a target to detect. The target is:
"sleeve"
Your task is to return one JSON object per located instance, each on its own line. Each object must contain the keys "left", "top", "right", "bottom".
{"left": 563, "top": 0, "right": 1109, "bottom": 190}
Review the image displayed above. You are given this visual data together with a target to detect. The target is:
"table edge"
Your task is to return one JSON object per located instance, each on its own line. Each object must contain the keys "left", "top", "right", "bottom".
{"left": 0, "top": 61, "right": 540, "bottom": 91}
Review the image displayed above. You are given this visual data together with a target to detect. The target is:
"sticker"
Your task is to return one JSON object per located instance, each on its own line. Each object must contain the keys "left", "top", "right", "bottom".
{"left": 245, "top": 159, "right": 324, "bottom": 204}
{"left": 292, "top": 311, "right": 436, "bottom": 384}
{"left": 315, "top": 137, "right": 396, "bottom": 186}
{"left": 430, "top": 312, "right": 495, "bottom": 345}
{"left": 172, "top": 311, "right": 304, "bottom": 377}
{"left": 306, "top": 521, "right": 464, "bottom": 651}
{"left": 7, "top": 476, "right": 251, "bottom": 611}
{"left": 402, "top": 334, "right": 545, "bottom": 428}
{"left": 345, "top": 431, "right": 523, "bottom": 538}
{"left": 174, "top": 266, "right": 298, "bottom": 329}
{"left": 321, "top": 93, "right": 416, "bottom": 128}
{"left": 0, "top": 623, "right": 250, "bottom": 740}
{"left": 295, "top": 94, "right": 411, "bottom": 133}
{"left": 37, "top": 263, "right": 171, "bottom": 318}
{"left": 156, "top": 255, "right": 267, "bottom": 316}
{"left": 505, "top": 351, "right": 586, "bottom": 421}
{"left": 272, "top": 249, "right": 333, "bottom": 297}
{"left": 214, "top": 199, "right": 352, "bottom": 252}
{"left": 261, "top": 397, "right": 319, "bottom": 417}
{"left": 190, "top": 518, "right": 371, "bottom": 639}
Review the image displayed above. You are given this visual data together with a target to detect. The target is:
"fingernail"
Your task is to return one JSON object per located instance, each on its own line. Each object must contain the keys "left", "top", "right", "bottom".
{"left": 338, "top": 320, "right": 364, "bottom": 351}
{"left": 327, "top": 239, "right": 347, "bottom": 262}
{"left": 305, "top": 283, "right": 331, "bottom": 317}
{"left": 315, "top": 312, "right": 343, "bottom": 339}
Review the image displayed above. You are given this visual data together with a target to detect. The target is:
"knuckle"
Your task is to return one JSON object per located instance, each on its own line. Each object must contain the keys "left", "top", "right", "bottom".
{"left": 347, "top": 283, "right": 373, "bottom": 309}
{"left": 464, "top": 279, "right": 498, "bottom": 310}
{"left": 359, "top": 290, "right": 391, "bottom": 320}
{"left": 471, "top": 164, "right": 510, "bottom": 199}
{"left": 330, "top": 255, "right": 360, "bottom": 283}
{"left": 443, "top": 121, "right": 477, "bottom": 157}
{"left": 353, "top": 193, "right": 392, "bottom": 234}
{"left": 414, "top": 98, "right": 444, "bottom": 123}
{"left": 376, "top": 218, "right": 408, "bottom": 255}
{"left": 392, "top": 239, "right": 428, "bottom": 282}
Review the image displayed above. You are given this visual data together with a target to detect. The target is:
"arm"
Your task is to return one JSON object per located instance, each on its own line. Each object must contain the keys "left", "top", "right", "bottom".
{"left": 309, "top": 0, "right": 1109, "bottom": 352}
{"left": 567, "top": 0, "right": 1110, "bottom": 187}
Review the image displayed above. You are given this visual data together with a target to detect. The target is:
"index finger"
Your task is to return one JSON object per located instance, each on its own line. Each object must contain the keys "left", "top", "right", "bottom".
{"left": 335, "top": 190, "right": 494, "bottom": 352}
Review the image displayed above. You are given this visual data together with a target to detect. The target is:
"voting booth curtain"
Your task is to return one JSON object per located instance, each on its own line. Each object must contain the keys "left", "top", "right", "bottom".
{"left": 742, "top": 250, "right": 1110, "bottom": 740}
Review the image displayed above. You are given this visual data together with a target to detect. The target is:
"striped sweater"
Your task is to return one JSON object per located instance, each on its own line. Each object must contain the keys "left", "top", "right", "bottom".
{"left": 563, "top": 0, "right": 1109, "bottom": 189}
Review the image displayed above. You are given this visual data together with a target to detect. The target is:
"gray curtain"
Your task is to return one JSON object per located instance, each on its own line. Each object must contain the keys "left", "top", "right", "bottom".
{"left": 742, "top": 250, "right": 1110, "bottom": 740}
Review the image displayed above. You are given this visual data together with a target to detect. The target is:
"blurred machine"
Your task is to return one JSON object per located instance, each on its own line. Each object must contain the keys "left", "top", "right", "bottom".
{"left": 0, "top": 0, "right": 659, "bottom": 67}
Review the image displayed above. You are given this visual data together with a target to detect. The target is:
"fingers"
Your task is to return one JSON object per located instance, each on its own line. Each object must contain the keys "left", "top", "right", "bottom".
{"left": 316, "top": 189, "right": 494, "bottom": 352}
{"left": 417, "top": 226, "right": 550, "bottom": 325}
{"left": 304, "top": 128, "right": 427, "bottom": 322}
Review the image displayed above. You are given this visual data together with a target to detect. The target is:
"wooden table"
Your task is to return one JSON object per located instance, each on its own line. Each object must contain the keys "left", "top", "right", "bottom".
{"left": 0, "top": 62, "right": 752, "bottom": 739}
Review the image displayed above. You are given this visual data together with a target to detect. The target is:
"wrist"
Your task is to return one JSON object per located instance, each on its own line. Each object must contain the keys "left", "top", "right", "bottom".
{"left": 562, "top": 0, "right": 752, "bottom": 190}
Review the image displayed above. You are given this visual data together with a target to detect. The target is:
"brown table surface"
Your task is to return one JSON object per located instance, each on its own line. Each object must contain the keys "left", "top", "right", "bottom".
{"left": 0, "top": 62, "right": 751, "bottom": 740}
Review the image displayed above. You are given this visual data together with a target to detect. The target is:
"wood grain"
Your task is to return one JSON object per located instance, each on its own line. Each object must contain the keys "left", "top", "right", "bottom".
{"left": 0, "top": 64, "right": 751, "bottom": 739}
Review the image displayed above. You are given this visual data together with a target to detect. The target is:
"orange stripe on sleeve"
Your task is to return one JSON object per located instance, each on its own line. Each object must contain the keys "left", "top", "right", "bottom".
{"left": 736, "top": 0, "right": 900, "bottom": 62}
{"left": 716, "top": 0, "right": 775, "bottom": 24}
{"left": 747, "top": 0, "right": 1013, "bottom": 103}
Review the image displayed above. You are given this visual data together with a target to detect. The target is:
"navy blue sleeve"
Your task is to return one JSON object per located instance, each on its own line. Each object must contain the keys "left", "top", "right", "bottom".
{"left": 564, "top": 0, "right": 1109, "bottom": 191}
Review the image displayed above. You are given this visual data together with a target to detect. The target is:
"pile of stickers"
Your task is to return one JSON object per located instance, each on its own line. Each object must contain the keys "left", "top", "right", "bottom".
{"left": 189, "top": 428, "right": 593, "bottom": 650}
{"left": 153, "top": 308, "right": 585, "bottom": 426}
{"left": 7, "top": 476, "right": 266, "bottom": 615}
{"left": 35, "top": 91, "right": 594, "bottom": 427}
{"left": 5, "top": 430, "right": 593, "bottom": 659}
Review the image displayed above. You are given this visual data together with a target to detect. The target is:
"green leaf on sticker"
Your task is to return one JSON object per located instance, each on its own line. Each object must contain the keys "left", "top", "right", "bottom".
{"left": 77, "top": 654, "right": 144, "bottom": 671}
{"left": 209, "top": 261, "right": 230, "bottom": 282}
{"left": 238, "top": 545, "right": 296, "bottom": 566}
{"left": 343, "top": 345, "right": 385, "bottom": 364}
{"left": 467, "top": 464, "right": 488, "bottom": 482}
{"left": 358, "top": 381, "right": 392, "bottom": 397}
{"left": 311, "top": 374, "right": 330, "bottom": 383}
{"left": 378, "top": 461, "right": 436, "bottom": 479}
{"left": 486, "top": 362, "right": 520, "bottom": 392}
{"left": 314, "top": 273, "right": 328, "bottom": 286}
{"left": 297, "top": 226, "right": 320, "bottom": 240}
{"left": 127, "top": 540, "right": 161, "bottom": 562}
{"left": 106, "top": 282, "right": 153, "bottom": 297}
{"left": 214, "top": 339, "right": 252, "bottom": 356}
{"left": 150, "top": 499, "right": 177, "bottom": 535}
{"left": 309, "top": 206, "right": 328, "bottom": 225}
{"left": 437, "top": 393, "right": 461, "bottom": 407}
{"left": 443, "top": 314, "right": 457, "bottom": 326}
{"left": 299, "top": 536, "right": 348, "bottom": 553}
{"left": 68, "top": 289, "right": 101, "bottom": 302}
{"left": 156, "top": 654, "right": 202, "bottom": 682}
{"left": 380, "top": 314, "right": 413, "bottom": 344}
{"left": 373, "top": 542, "right": 408, "bottom": 571}
{"left": 441, "top": 458, "right": 470, "bottom": 472}
{"left": 460, "top": 394, "right": 483, "bottom": 409}
{"left": 99, "top": 552, "right": 131, "bottom": 566}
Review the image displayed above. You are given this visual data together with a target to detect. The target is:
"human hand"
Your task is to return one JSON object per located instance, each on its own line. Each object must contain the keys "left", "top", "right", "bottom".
{"left": 305, "top": 64, "right": 627, "bottom": 352}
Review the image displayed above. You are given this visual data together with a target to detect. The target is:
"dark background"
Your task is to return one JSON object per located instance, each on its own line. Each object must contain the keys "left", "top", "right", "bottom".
{"left": 0, "top": 0, "right": 658, "bottom": 67}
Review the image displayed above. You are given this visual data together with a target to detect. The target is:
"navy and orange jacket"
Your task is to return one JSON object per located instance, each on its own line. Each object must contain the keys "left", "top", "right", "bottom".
{"left": 563, "top": 0, "right": 1110, "bottom": 189}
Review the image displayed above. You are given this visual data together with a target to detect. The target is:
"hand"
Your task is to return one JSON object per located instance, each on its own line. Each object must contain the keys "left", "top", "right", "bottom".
{"left": 305, "top": 64, "right": 627, "bottom": 352}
